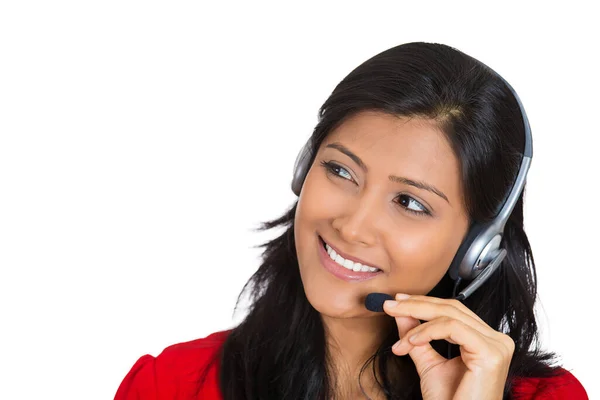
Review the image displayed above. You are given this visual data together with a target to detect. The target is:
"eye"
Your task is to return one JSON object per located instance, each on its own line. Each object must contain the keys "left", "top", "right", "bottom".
{"left": 395, "top": 194, "right": 431, "bottom": 216}
{"left": 320, "top": 160, "right": 431, "bottom": 217}
{"left": 320, "top": 160, "right": 355, "bottom": 182}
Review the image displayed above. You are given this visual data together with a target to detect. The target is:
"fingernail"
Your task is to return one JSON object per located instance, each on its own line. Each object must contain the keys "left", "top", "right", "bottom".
{"left": 396, "top": 293, "right": 411, "bottom": 300}
{"left": 392, "top": 340, "right": 401, "bottom": 350}
{"left": 384, "top": 300, "right": 398, "bottom": 308}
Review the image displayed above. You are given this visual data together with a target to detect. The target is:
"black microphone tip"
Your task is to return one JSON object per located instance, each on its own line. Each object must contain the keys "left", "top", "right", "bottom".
{"left": 365, "top": 292, "right": 394, "bottom": 312}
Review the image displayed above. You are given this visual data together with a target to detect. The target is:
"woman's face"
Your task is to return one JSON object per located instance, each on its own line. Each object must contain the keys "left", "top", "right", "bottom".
{"left": 294, "top": 110, "right": 470, "bottom": 319}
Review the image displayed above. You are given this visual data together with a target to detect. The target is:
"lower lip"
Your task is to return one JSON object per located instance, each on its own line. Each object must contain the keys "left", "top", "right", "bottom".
{"left": 318, "top": 237, "right": 383, "bottom": 282}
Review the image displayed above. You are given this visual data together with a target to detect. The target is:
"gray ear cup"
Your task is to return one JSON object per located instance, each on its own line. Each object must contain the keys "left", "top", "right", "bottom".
{"left": 448, "top": 221, "right": 504, "bottom": 281}
{"left": 448, "top": 223, "right": 486, "bottom": 281}
{"left": 291, "top": 139, "right": 313, "bottom": 196}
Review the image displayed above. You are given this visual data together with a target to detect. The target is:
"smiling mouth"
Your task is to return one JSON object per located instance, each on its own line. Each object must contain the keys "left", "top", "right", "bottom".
{"left": 318, "top": 236, "right": 382, "bottom": 273}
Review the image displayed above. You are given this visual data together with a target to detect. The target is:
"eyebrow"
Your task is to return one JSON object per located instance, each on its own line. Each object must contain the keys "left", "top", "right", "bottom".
{"left": 325, "top": 142, "right": 450, "bottom": 204}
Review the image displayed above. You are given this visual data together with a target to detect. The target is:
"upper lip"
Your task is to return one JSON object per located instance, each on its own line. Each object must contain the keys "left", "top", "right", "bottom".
{"left": 320, "top": 236, "right": 383, "bottom": 271}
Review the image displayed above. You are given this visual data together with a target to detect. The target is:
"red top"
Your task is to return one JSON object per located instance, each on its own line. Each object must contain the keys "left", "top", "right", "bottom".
{"left": 115, "top": 330, "right": 588, "bottom": 400}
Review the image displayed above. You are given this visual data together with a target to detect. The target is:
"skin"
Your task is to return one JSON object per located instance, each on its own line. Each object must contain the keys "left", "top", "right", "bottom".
{"left": 293, "top": 110, "right": 515, "bottom": 399}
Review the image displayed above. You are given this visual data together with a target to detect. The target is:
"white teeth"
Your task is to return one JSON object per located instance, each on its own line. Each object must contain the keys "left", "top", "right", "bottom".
{"left": 324, "top": 242, "right": 380, "bottom": 273}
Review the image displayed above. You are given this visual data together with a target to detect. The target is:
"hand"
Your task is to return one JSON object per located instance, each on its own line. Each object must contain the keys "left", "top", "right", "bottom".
{"left": 383, "top": 294, "right": 515, "bottom": 400}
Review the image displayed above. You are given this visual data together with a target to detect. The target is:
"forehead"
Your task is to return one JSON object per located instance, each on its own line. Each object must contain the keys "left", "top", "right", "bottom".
{"left": 325, "top": 111, "right": 452, "bottom": 159}
{"left": 323, "top": 110, "right": 464, "bottom": 205}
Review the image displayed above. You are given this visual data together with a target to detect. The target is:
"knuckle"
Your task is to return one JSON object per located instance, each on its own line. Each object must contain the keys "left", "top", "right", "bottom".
{"left": 448, "top": 298, "right": 462, "bottom": 309}
{"left": 504, "top": 336, "right": 516, "bottom": 354}
{"left": 487, "top": 351, "right": 506, "bottom": 368}
{"left": 446, "top": 317, "right": 462, "bottom": 329}
{"left": 494, "top": 333, "right": 516, "bottom": 356}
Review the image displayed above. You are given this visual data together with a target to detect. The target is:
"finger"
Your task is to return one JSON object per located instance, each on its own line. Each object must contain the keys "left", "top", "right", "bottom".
{"left": 391, "top": 316, "right": 446, "bottom": 371}
{"left": 392, "top": 333, "right": 447, "bottom": 374}
{"left": 407, "top": 317, "right": 491, "bottom": 356}
{"left": 396, "top": 294, "right": 486, "bottom": 325}
{"left": 395, "top": 315, "right": 420, "bottom": 340}
{"left": 390, "top": 313, "right": 421, "bottom": 354}
{"left": 392, "top": 331, "right": 447, "bottom": 377}
{"left": 384, "top": 297, "right": 493, "bottom": 339}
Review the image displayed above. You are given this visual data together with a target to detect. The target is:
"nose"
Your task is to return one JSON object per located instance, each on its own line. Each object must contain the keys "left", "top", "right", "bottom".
{"left": 331, "top": 194, "right": 380, "bottom": 247}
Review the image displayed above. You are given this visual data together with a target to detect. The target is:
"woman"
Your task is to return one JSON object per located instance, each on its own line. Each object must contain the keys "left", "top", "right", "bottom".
{"left": 115, "top": 42, "right": 587, "bottom": 399}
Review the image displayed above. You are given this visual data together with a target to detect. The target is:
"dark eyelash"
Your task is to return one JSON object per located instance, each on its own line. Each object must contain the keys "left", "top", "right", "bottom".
{"left": 395, "top": 195, "right": 431, "bottom": 217}
{"left": 320, "top": 160, "right": 431, "bottom": 217}
{"left": 320, "top": 160, "right": 355, "bottom": 183}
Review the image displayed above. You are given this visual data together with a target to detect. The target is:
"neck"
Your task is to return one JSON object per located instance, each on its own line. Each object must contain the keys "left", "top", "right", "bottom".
{"left": 321, "top": 314, "right": 394, "bottom": 396}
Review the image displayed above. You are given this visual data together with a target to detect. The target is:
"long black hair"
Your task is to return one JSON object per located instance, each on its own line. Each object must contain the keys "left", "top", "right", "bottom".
{"left": 217, "top": 42, "right": 561, "bottom": 399}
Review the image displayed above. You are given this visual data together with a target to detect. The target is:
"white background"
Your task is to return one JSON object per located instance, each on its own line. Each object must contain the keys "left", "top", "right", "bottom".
{"left": 1, "top": 1, "right": 598, "bottom": 399}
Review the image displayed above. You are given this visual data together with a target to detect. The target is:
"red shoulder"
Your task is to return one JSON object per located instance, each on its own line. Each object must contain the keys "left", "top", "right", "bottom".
{"left": 512, "top": 368, "right": 588, "bottom": 399}
{"left": 114, "top": 329, "right": 231, "bottom": 400}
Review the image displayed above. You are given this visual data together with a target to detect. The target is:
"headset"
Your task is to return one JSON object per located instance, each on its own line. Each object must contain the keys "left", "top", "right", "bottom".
{"left": 290, "top": 69, "right": 532, "bottom": 302}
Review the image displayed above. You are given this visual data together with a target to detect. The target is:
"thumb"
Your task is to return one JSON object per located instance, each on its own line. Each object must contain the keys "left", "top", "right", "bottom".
{"left": 393, "top": 316, "right": 446, "bottom": 376}
{"left": 395, "top": 315, "right": 420, "bottom": 339}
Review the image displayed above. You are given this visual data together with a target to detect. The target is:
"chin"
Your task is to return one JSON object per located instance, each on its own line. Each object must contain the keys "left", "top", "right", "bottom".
{"left": 306, "top": 288, "right": 357, "bottom": 318}
{"left": 299, "top": 263, "right": 378, "bottom": 319}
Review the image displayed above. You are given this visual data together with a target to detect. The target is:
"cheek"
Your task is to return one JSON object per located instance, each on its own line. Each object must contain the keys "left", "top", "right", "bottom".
{"left": 296, "top": 169, "right": 344, "bottom": 225}
{"left": 385, "top": 223, "right": 464, "bottom": 293}
{"left": 294, "top": 170, "right": 332, "bottom": 257}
